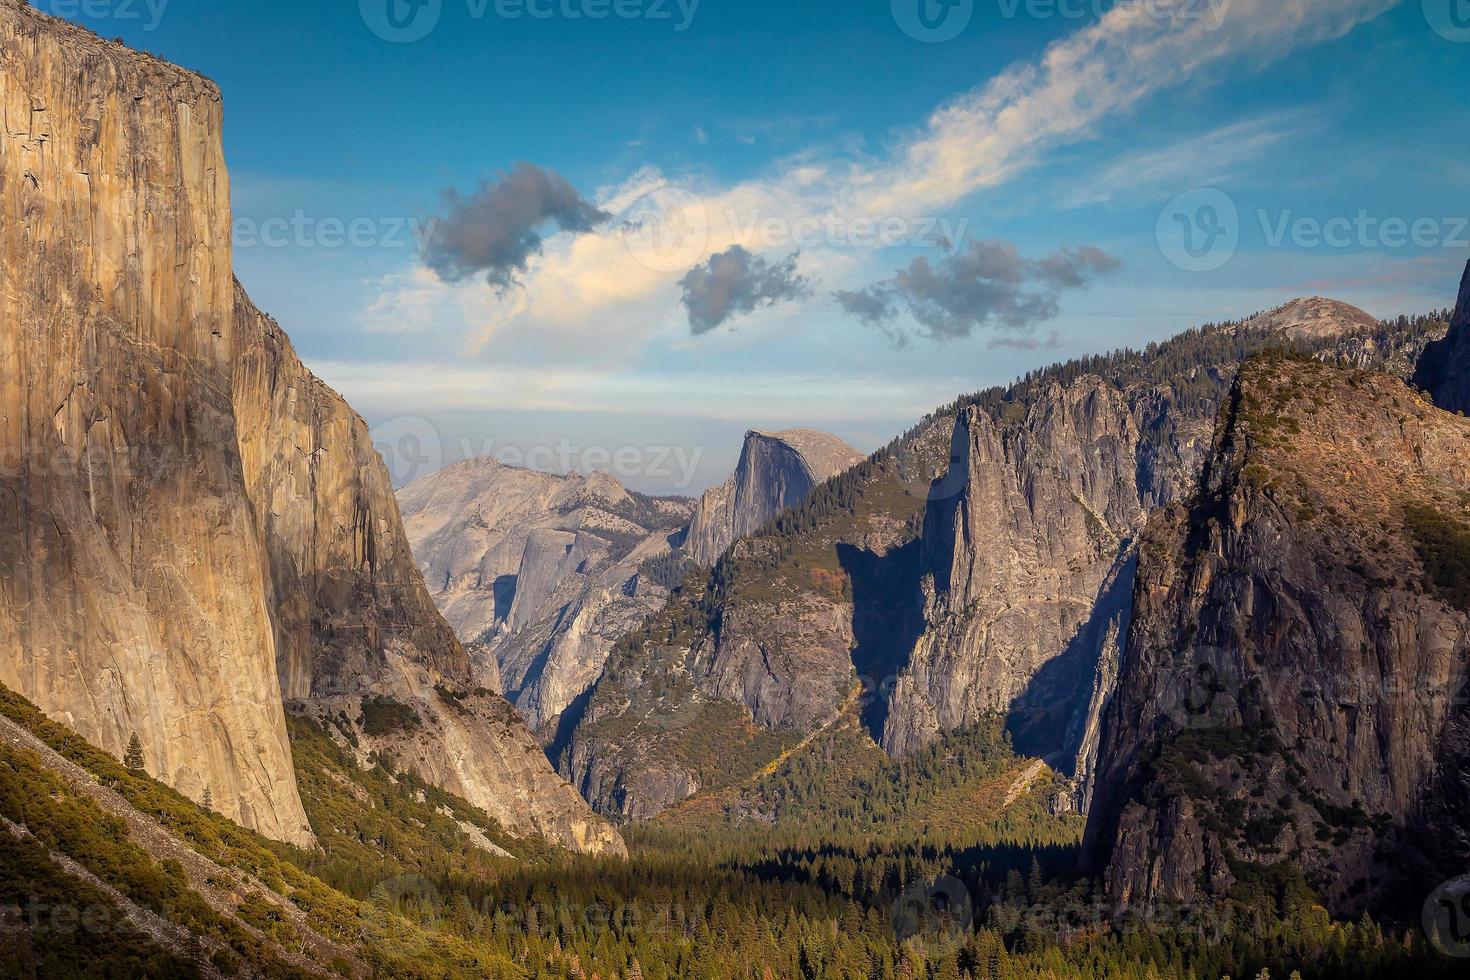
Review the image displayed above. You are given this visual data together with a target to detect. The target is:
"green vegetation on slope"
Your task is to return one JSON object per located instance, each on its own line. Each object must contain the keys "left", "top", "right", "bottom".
{"left": 641, "top": 716, "right": 1084, "bottom": 854}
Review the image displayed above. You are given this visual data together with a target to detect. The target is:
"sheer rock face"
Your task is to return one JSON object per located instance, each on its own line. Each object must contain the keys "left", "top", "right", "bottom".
{"left": 1085, "top": 357, "right": 1470, "bottom": 916}
{"left": 398, "top": 459, "right": 693, "bottom": 734}
{"left": 1412, "top": 260, "right": 1470, "bottom": 413}
{"left": 0, "top": 2, "right": 310, "bottom": 844}
{"left": 0, "top": 1, "right": 621, "bottom": 856}
{"left": 686, "top": 429, "right": 864, "bottom": 566}
{"left": 883, "top": 380, "right": 1187, "bottom": 794}
{"left": 231, "top": 296, "right": 625, "bottom": 856}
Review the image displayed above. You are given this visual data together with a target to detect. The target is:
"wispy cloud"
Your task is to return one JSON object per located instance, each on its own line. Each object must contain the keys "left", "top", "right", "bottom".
{"left": 1066, "top": 111, "right": 1318, "bottom": 206}
{"left": 312, "top": 359, "right": 968, "bottom": 425}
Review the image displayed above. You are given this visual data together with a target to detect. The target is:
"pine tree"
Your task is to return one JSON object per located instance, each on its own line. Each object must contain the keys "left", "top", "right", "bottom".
{"left": 124, "top": 733, "right": 145, "bottom": 772}
{"left": 202, "top": 786, "right": 213, "bottom": 810}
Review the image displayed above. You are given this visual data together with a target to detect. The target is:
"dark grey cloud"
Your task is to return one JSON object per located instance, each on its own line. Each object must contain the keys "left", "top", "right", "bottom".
{"left": 424, "top": 163, "right": 610, "bottom": 293}
{"left": 835, "top": 240, "right": 1121, "bottom": 346}
{"left": 679, "top": 246, "right": 814, "bottom": 334}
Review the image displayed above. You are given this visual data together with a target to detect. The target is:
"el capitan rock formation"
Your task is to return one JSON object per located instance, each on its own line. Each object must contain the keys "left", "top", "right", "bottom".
{"left": 0, "top": 0, "right": 620, "bottom": 855}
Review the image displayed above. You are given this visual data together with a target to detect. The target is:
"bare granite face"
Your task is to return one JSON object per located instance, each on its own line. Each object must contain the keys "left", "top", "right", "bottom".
{"left": 0, "top": 2, "right": 311, "bottom": 845}
{"left": 0, "top": 0, "right": 621, "bottom": 856}
{"left": 883, "top": 381, "right": 1153, "bottom": 773}
{"left": 398, "top": 428, "right": 862, "bottom": 743}
{"left": 398, "top": 459, "right": 693, "bottom": 737}
{"left": 1085, "top": 355, "right": 1470, "bottom": 915}
{"left": 686, "top": 429, "right": 865, "bottom": 566}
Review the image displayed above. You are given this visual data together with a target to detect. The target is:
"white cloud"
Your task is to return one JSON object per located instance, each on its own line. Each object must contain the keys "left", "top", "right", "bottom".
{"left": 367, "top": 0, "right": 1397, "bottom": 358}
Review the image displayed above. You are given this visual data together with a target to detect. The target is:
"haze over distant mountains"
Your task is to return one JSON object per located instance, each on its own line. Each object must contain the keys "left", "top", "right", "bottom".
{"left": 398, "top": 429, "right": 864, "bottom": 740}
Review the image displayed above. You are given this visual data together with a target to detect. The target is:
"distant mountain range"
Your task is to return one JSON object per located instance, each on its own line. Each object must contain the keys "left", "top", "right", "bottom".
{"left": 397, "top": 429, "right": 863, "bottom": 742}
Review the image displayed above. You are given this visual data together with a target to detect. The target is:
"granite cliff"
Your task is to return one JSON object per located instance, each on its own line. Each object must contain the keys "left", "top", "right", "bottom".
{"left": 0, "top": 2, "right": 309, "bottom": 845}
{"left": 0, "top": 0, "right": 620, "bottom": 855}
{"left": 1084, "top": 351, "right": 1470, "bottom": 916}
{"left": 685, "top": 429, "right": 865, "bottom": 566}
{"left": 1412, "top": 260, "right": 1470, "bottom": 413}
{"left": 398, "top": 428, "right": 861, "bottom": 744}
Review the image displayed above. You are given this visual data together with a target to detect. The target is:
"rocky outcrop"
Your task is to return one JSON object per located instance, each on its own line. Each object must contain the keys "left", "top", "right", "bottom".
{"left": 686, "top": 429, "right": 864, "bottom": 565}
{"left": 560, "top": 423, "right": 953, "bottom": 821}
{"left": 0, "top": 1, "right": 621, "bottom": 856}
{"left": 398, "top": 459, "right": 693, "bottom": 736}
{"left": 0, "top": 2, "right": 310, "bottom": 844}
{"left": 1085, "top": 354, "right": 1470, "bottom": 915}
{"left": 232, "top": 295, "right": 624, "bottom": 856}
{"left": 883, "top": 381, "right": 1153, "bottom": 769}
{"left": 1412, "top": 259, "right": 1470, "bottom": 413}
{"left": 1238, "top": 295, "right": 1381, "bottom": 342}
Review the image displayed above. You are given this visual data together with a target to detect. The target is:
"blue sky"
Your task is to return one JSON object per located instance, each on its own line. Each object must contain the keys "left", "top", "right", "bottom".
{"left": 53, "top": 0, "right": 1470, "bottom": 493}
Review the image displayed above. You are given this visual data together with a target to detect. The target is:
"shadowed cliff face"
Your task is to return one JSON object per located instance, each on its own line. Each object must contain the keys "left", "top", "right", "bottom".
{"left": 1085, "top": 355, "right": 1470, "bottom": 916}
{"left": 685, "top": 429, "right": 865, "bottom": 566}
{"left": 1412, "top": 260, "right": 1470, "bottom": 413}
{"left": 232, "top": 293, "right": 625, "bottom": 856}
{"left": 884, "top": 382, "right": 1155, "bottom": 774}
{"left": 0, "top": 0, "right": 621, "bottom": 856}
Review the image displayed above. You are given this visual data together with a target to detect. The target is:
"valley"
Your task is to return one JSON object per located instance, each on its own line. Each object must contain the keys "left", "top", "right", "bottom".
{"left": 2, "top": 0, "right": 1468, "bottom": 976}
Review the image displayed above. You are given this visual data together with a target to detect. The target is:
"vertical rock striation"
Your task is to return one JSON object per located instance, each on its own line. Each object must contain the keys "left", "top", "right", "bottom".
{"left": 0, "top": 1, "right": 310, "bottom": 843}
{"left": 882, "top": 381, "right": 1153, "bottom": 773}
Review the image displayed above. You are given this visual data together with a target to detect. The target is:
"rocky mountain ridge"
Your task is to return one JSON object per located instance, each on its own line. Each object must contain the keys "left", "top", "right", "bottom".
{"left": 399, "top": 457, "right": 694, "bottom": 737}
{"left": 557, "top": 298, "right": 1448, "bottom": 822}
{"left": 1084, "top": 344, "right": 1470, "bottom": 915}
{"left": 398, "top": 427, "right": 862, "bottom": 743}
{"left": 685, "top": 428, "right": 866, "bottom": 565}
